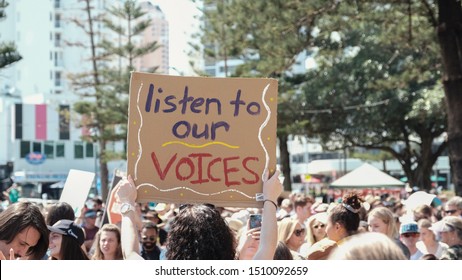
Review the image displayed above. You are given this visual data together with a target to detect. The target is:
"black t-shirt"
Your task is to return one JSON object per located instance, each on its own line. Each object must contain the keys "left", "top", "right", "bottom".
{"left": 141, "top": 246, "right": 161, "bottom": 260}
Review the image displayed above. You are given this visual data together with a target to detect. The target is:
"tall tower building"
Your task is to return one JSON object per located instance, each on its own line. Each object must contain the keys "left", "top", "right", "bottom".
{"left": 135, "top": 1, "right": 169, "bottom": 74}
{"left": 0, "top": 0, "right": 169, "bottom": 198}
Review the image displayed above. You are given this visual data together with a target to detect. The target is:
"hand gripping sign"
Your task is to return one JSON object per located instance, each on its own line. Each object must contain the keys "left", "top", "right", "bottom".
{"left": 127, "top": 72, "right": 278, "bottom": 207}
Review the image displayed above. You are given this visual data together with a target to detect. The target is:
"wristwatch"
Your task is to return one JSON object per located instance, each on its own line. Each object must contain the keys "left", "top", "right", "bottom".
{"left": 120, "top": 203, "right": 135, "bottom": 215}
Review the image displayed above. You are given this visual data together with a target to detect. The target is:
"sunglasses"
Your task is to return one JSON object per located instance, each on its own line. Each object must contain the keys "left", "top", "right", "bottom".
{"left": 142, "top": 236, "right": 156, "bottom": 242}
{"left": 294, "top": 228, "right": 306, "bottom": 237}
{"left": 445, "top": 210, "right": 457, "bottom": 214}
{"left": 313, "top": 224, "right": 325, "bottom": 229}
{"left": 402, "top": 232, "right": 419, "bottom": 238}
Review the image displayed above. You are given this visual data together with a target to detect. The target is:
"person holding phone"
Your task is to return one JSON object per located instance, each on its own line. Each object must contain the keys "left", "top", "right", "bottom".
{"left": 249, "top": 214, "right": 262, "bottom": 229}
{"left": 117, "top": 169, "right": 283, "bottom": 260}
{"left": 237, "top": 213, "right": 262, "bottom": 260}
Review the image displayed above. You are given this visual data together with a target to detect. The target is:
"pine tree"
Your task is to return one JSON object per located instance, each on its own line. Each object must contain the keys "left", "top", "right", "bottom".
{"left": 68, "top": 0, "right": 160, "bottom": 200}
{"left": 0, "top": 0, "right": 21, "bottom": 69}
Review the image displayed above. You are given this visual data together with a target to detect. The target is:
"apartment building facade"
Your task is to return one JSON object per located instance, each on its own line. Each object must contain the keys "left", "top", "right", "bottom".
{"left": 0, "top": 0, "right": 168, "bottom": 197}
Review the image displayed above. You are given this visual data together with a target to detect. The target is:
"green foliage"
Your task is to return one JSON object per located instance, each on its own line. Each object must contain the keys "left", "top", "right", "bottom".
{"left": 70, "top": 0, "right": 160, "bottom": 147}
{"left": 0, "top": 1, "right": 21, "bottom": 69}
{"left": 0, "top": 42, "right": 22, "bottom": 69}
{"left": 101, "top": 0, "right": 160, "bottom": 70}
{"left": 197, "top": 0, "right": 448, "bottom": 191}
{"left": 299, "top": 1, "right": 446, "bottom": 190}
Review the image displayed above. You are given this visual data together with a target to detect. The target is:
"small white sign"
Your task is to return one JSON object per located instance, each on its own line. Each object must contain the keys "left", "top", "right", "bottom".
{"left": 59, "top": 169, "right": 95, "bottom": 215}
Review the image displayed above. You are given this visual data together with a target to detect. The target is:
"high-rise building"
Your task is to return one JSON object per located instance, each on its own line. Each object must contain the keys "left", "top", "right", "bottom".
{"left": 135, "top": 1, "right": 169, "bottom": 74}
{"left": 0, "top": 0, "right": 168, "bottom": 198}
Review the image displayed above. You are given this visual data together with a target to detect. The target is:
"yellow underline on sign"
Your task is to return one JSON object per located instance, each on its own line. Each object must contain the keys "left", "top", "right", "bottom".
{"left": 162, "top": 141, "right": 239, "bottom": 149}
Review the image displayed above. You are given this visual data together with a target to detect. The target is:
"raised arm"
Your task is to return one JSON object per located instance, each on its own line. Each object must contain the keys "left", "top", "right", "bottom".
{"left": 116, "top": 175, "right": 143, "bottom": 260}
{"left": 253, "top": 170, "right": 283, "bottom": 260}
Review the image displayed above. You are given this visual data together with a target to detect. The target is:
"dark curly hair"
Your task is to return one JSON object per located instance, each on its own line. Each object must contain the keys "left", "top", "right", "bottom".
{"left": 165, "top": 204, "right": 236, "bottom": 260}
{"left": 329, "top": 192, "right": 363, "bottom": 236}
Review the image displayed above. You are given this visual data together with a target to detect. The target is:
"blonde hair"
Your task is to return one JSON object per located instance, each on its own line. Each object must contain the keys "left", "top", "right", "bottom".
{"left": 305, "top": 213, "right": 327, "bottom": 247}
{"left": 329, "top": 232, "right": 407, "bottom": 260}
{"left": 277, "top": 218, "right": 299, "bottom": 244}
{"left": 368, "top": 206, "right": 397, "bottom": 238}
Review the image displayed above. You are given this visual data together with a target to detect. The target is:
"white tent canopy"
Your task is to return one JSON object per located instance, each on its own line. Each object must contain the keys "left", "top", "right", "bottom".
{"left": 330, "top": 163, "right": 405, "bottom": 189}
{"left": 307, "top": 158, "right": 364, "bottom": 175}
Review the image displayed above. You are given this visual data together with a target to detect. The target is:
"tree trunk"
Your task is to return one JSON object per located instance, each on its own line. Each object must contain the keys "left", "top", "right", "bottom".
{"left": 99, "top": 160, "right": 109, "bottom": 202}
{"left": 278, "top": 133, "right": 292, "bottom": 192}
{"left": 414, "top": 164, "right": 433, "bottom": 193}
{"left": 417, "top": 135, "right": 437, "bottom": 192}
{"left": 99, "top": 141, "right": 109, "bottom": 201}
{"left": 437, "top": 0, "right": 462, "bottom": 196}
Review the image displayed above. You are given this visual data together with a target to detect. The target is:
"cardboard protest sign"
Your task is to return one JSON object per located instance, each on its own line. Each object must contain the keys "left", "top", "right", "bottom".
{"left": 59, "top": 169, "right": 95, "bottom": 215}
{"left": 127, "top": 72, "right": 278, "bottom": 207}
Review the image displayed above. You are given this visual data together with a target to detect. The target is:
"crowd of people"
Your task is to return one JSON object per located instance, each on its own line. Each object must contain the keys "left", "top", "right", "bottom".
{"left": 1, "top": 173, "right": 462, "bottom": 260}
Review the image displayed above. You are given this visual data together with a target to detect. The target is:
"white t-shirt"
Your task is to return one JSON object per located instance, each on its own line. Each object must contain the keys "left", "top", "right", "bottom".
{"left": 416, "top": 241, "right": 449, "bottom": 259}
{"left": 410, "top": 249, "right": 424, "bottom": 260}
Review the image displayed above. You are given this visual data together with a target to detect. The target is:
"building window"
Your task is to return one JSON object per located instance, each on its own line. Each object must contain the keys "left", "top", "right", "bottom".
{"left": 20, "top": 141, "right": 30, "bottom": 158}
{"left": 32, "top": 142, "right": 42, "bottom": 153}
{"left": 85, "top": 142, "right": 94, "bottom": 158}
{"left": 291, "top": 153, "right": 305, "bottom": 163}
{"left": 55, "top": 71, "right": 61, "bottom": 86}
{"left": 55, "top": 14, "right": 61, "bottom": 28}
{"left": 74, "top": 142, "right": 84, "bottom": 159}
{"left": 55, "top": 33, "right": 61, "bottom": 47}
{"left": 56, "top": 142, "right": 65, "bottom": 158}
{"left": 54, "top": 52, "right": 63, "bottom": 67}
{"left": 54, "top": 0, "right": 61, "bottom": 8}
{"left": 44, "top": 141, "right": 54, "bottom": 159}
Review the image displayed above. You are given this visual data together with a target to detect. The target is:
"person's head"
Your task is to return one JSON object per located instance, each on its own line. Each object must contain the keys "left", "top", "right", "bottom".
{"left": 93, "top": 198, "right": 103, "bottom": 210}
{"left": 45, "top": 202, "right": 75, "bottom": 226}
{"left": 293, "top": 194, "right": 314, "bottom": 222}
{"left": 444, "top": 196, "right": 462, "bottom": 217}
{"left": 0, "top": 201, "right": 49, "bottom": 259}
{"left": 357, "top": 220, "right": 368, "bottom": 233}
{"left": 141, "top": 222, "right": 159, "bottom": 252}
{"left": 326, "top": 192, "right": 362, "bottom": 242}
{"left": 306, "top": 212, "right": 327, "bottom": 246}
{"left": 84, "top": 210, "right": 97, "bottom": 227}
{"left": 92, "top": 224, "right": 122, "bottom": 260}
{"left": 277, "top": 218, "right": 306, "bottom": 251}
{"left": 420, "top": 253, "right": 437, "bottom": 260}
{"left": 413, "top": 204, "right": 433, "bottom": 222}
{"left": 328, "top": 232, "right": 407, "bottom": 260}
{"left": 273, "top": 241, "right": 293, "bottom": 260}
{"left": 143, "top": 211, "right": 162, "bottom": 225}
{"left": 436, "top": 216, "right": 462, "bottom": 247}
{"left": 280, "top": 198, "right": 293, "bottom": 213}
{"left": 166, "top": 204, "right": 235, "bottom": 260}
{"left": 417, "top": 219, "right": 435, "bottom": 244}
{"left": 48, "top": 219, "right": 88, "bottom": 260}
{"left": 367, "top": 206, "right": 397, "bottom": 238}
{"left": 225, "top": 217, "right": 244, "bottom": 238}
{"left": 399, "top": 221, "right": 420, "bottom": 249}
